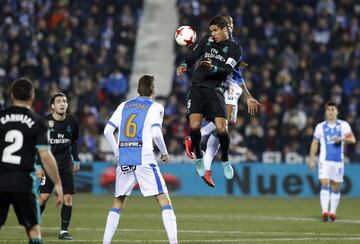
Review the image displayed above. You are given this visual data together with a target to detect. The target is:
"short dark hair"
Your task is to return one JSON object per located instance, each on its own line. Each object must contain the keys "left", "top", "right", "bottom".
{"left": 208, "top": 15, "right": 228, "bottom": 29}
{"left": 11, "top": 77, "right": 34, "bottom": 101}
{"left": 50, "top": 92, "right": 67, "bottom": 106}
{"left": 137, "top": 75, "right": 154, "bottom": 96}
{"left": 325, "top": 101, "right": 337, "bottom": 108}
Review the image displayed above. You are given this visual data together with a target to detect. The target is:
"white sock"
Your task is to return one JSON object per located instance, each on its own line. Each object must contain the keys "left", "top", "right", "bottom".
{"left": 204, "top": 134, "right": 220, "bottom": 170}
{"left": 103, "top": 208, "right": 121, "bottom": 244}
{"left": 200, "top": 122, "right": 216, "bottom": 137}
{"left": 320, "top": 185, "right": 330, "bottom": 213}
{"left": 161, "top": 205, "right": 178, "bottom": 244}
{"left": 330, "top": 190, "right": 341, "bottom": 214}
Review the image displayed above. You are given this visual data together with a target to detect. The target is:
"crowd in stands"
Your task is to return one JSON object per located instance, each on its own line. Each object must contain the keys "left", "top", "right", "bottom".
{"left": 0, "top": 0, "right": 359, "bottom": 163}
{"left": 168, "top": 0, "right": 360, "bottom": 162}
{"left": 0, "top": 0, "right": 143, "bottom": 160}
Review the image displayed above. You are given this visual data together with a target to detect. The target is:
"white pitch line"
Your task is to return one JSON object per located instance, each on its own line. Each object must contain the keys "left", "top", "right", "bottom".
{"left": 1, "top": 237, "right": 360, "bottom": 243}
{"left": 2, "top": 225, "right": 360, "bottom": 237}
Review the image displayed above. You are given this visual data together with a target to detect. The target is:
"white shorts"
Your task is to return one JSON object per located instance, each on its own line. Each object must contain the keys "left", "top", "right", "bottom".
{"left": 318, "top": 160, "right": 344, "bottom": 182}
{"left": 115, "top": 164, "right": 168, "bottom": 197}
{"left": 224, "top": 82, "right": 242, "bottom": 106}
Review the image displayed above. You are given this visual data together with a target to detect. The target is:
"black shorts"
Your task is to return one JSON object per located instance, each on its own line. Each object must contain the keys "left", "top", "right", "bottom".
{"left": 187, "top": 85, "right": 226, "bottom": 120}
{"left": 40, "top": 168, "right": 75, "bottom": 194}
{"left": 0, "top": 192, "right": 40, "bottom": 228}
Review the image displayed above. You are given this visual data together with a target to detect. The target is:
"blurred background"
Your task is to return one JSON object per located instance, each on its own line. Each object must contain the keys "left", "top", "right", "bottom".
{"left": 0, "top": 0, "right": 359, "bottom": 196}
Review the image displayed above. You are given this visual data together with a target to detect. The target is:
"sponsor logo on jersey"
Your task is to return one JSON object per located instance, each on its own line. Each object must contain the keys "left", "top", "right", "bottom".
{"left": 119, "top": 141, "right": 143, "bottom": 147}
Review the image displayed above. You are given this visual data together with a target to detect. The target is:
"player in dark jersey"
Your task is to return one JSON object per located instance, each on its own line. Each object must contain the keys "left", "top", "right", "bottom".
{"left": 0, "top": 77, "right": 63, "bottom": 244}
{"left": 176, "top": 15, "right": 241, "bottom": 178}
{"left": 37, "top": 92, "right": 80, "bottom": 240}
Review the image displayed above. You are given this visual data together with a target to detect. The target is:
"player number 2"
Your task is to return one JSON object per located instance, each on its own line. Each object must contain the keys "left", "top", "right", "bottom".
{"left": 1, "top": 130, "right": 23, "bottom": 165}
{"left": 125, "top": 114, "right": 137, "bottom": 138}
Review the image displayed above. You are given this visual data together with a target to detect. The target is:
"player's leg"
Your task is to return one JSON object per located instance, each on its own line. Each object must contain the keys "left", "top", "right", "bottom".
{"left": 0, "top": 192, "right": 11, "bottom": 230}
{"left": 103, "top": 166, "right": 136, "bottom": 244}
{"left": 329, "top": 162, "right": 344, "bottom": 222}
{"left": 214, "top": 116, "right": 233, "bottom": 179}
{"left": 38, "top": 172, "right": 53, "bottom": 214}
{"left": 187, "top": 86, "right": 207, "bottom": 176}
{"left": 329, "top": 181, "right": 340, "bottom": 222}
{"left": 156, "top": 193, "right": 178, "bottom": 244}
{"left": 136, "top": 164, "right": 177, "bottom": 244}
{"left": 103, "top": 196, "right": 127, "bottom": 244}
{"left": 318, "top": 161, "right": 331, "bottom": 221}
{"left": 58, "top": 169, "right": 75, "bottom": 240}
{"left": 202, "top": 132, "right": 219, "bottom": 187}
{"left": 12, "top": 192, "right": 43, "bottom": 243}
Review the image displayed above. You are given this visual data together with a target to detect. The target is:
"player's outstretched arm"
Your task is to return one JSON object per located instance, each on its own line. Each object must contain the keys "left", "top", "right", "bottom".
{"left": 38, "top": 147, "right": 63, "bottom": 207}
{"left": 240, "top": 81, "right": 261, "bottom": 116}
{"left": 308, "top": 139, "right": 319, "bottom": 172}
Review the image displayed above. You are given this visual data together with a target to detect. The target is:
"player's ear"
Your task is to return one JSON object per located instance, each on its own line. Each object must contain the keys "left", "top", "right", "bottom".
{"left": 51, "top": 103, "right": 55, "bottom": 110}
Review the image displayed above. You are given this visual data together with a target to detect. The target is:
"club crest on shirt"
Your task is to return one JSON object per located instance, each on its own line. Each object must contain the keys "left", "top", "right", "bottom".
{"left": 48, "top": 120, "right": 54, "bottom": 128}
{"left": 223, "top": 46, "right": 229, "bottom": 53}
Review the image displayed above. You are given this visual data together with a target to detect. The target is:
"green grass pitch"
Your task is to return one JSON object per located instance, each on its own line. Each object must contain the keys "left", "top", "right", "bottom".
{"left": 1, "top": 194, "right": 359, "bottom": 243}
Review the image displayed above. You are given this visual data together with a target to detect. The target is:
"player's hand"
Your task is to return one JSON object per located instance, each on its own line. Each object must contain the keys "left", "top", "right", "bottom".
{"left": 35, "top": 168, "right": 45, "bottom": 179}
{"left": 309, "top": 159, "right": 315, "bottom": 172}
{"left": 160, "top": 154, "right": 169, "bottom": 163}
{"left": 246, "top": 97, "right": 261, "bottom": 115}
{"left": 73, "top": 164, "right": 80, "bottom": 172}
{"left": 53, "top": 184, "right": 63, "bottom": 208}
{"left": 239, "top": 61, "right": 248, "bottom": 69}
{"left": 199, "top": 59, "right": 213, "bottom": 71}
{"left": 333, "top": 137, "right": 342, "bottom": 144}
{"left": 176, "top": 65, "right": 187, "bottom": 76}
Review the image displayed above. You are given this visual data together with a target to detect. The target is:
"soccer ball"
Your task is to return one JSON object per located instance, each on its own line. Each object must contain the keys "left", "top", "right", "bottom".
{"left": 175, "top": 26, "right": 196, "bottom": 46}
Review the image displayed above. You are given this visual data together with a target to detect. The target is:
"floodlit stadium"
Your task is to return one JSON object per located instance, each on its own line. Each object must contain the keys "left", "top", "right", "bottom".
{"left": 0, "top": 0, "right": 360, "bottom": 243}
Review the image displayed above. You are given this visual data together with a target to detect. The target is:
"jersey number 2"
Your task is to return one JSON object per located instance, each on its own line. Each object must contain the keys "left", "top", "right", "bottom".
{"left": 125, "top": 114, "right": 137, "bottom": 138}
{"left": 1, "top": 130, "right": 23, "bottom": 165}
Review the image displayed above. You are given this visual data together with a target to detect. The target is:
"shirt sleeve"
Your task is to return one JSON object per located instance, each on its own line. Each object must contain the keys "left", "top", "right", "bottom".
{"left": 107, "top": 103, "right": 124, "bottom": 129}
{"left": 150, "top": 103, "right": 164, "bottom": 128}
{"left": 341, "top": 121, "right": 353, "bottom": 138}
{"left": 213, "top": 43, "right": 241, "bottom": 77}
{"left": 313, "top": 124, "right": 321, "bottom": 141}
{"left": 35, "top": 117, "right": 50, "bottom": 148}
{"left": 183, "top": 35, "right": 208, "bottom": 68}
{"left": 71, "top": 117, "right": 80, "bottom": 162}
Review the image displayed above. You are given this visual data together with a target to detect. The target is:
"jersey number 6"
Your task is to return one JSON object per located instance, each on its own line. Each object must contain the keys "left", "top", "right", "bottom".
{"left": 125, "top": 114, "right": 137, "bottom": 138}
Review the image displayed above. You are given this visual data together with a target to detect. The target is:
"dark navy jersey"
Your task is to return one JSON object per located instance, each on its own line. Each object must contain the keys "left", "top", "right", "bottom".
{"left": 46, "top": 114, "right": 80, "bottom": 170}
{"left": 0, "top": 106, "right": 49, "bottom": 192}
{"left": 183, "top": 35, "right": 242, "bottom": 89}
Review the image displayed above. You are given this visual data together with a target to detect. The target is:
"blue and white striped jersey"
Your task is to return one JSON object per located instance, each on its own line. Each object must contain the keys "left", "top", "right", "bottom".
{"left": 313, "top": 120, "right": 353, "bottom": 162}
{"left": 107, "top": 96, "right": 164, "bottom": 166}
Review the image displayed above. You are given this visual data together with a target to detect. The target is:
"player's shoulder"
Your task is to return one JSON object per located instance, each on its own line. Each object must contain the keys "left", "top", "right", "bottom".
{"left": 151, "top": 101, "right": 164, "bottom": 111}
{"left": 66, "top": 114, "right": 79, "bottom": 124}
{"left": 315, "top": 121, "right": 326, "bottom": 128}
{"left": 338, "top": 119, "right": 351, "bottom": 127}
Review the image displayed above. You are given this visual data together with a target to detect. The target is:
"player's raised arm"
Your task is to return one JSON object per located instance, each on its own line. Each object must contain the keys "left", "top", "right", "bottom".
{"left": 177, "top": 35, "right": 208, "bottom": 76}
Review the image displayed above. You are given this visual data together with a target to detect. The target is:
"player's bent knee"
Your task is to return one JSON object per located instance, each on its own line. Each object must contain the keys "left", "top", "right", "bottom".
{"left": 156, "top": 193, "right": 172, "bottom": 207}
{"left": 63, "top": 194, "right": 73, "bottom": 205}
{"left": 39, "top": 193, "right": 50, "bottom": 205}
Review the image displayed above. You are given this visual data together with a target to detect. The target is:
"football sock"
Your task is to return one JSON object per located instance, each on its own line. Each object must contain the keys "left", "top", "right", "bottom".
{"left": 330, "top": 189, "right": 341, "bottom": 214}
{"left": 204, "top": 134, "right": 220, "bottom": 170}
{"left": 218, "top": 132, "right": 230, "bottom": 162}
{"left": 200, "top": 122, "right": 216, "bottom": 137}
{"left": 29, "top": 239, "right": 43, "bottom": 244}
{"left": 103, "top": 208, "right": 121, "bottom": 244}
{"left": 190, "top": 130, "right": 202, "bottom": 158}
{"left": 40, "top": 204, "right": 46, "bottom": 214}
{"left": 161, "top": 205, "right": 178, "bottom": 244}
{"left": 320, "top": 185, "right": 330, "bottom": 213}
{"left": 61, "top": 204, "right": 72, "bottom": 231}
